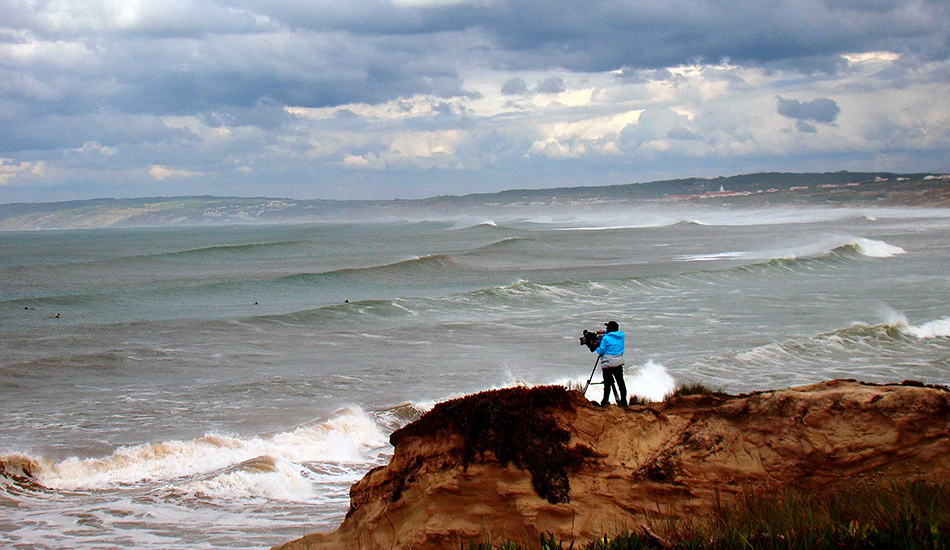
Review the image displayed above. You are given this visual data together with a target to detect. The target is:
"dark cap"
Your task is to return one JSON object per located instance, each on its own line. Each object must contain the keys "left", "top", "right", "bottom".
{"left": 604, "top": 320, "right": 619, "bottom": 332}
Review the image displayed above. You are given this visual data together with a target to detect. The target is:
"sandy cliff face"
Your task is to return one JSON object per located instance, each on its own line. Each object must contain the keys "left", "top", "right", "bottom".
{"left": 275, "top": 380, "right": 950, "bottom": 550}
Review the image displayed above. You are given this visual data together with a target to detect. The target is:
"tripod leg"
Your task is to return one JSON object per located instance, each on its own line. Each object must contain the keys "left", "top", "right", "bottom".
{"left": 583, "top": 356, "right": 600, "bottom": 395}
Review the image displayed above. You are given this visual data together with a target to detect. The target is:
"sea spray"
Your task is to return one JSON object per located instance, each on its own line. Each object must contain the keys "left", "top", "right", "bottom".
{"left": 878, "top": 309, "right": 950, "bottom": 339}
{"left": 572, "top": 361, "right": 676, "bottom": 403}
{"left": 627, "top": 361, "right": 677, "bottom": 402}
{"left": 903, "top": 317, "right": 950, "bottom": 339}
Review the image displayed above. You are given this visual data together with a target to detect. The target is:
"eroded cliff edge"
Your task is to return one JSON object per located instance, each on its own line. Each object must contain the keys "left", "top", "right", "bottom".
{"left": 275, "top": 380, "right": 950, "bottom": 550}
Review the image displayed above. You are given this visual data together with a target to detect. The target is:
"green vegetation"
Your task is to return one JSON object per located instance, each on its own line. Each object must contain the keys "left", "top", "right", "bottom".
{"left": 570, "top": 381, "right": 728, "bottom": 406}
{"left": 462, "top": 478, "right": 950, "bottom": 549}
{"left": 665, "top": 382, "right": 730, "bottom": 400}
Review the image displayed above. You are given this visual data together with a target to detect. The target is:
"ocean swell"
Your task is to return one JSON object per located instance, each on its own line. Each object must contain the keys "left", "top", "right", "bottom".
{"left": 701, "top": 314, "right": 950, "bottom": 379}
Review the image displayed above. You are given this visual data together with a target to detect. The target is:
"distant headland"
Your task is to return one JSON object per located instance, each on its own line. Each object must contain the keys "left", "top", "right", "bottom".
{"left": 1, "top": 171, "right": 948, "bottom": 231}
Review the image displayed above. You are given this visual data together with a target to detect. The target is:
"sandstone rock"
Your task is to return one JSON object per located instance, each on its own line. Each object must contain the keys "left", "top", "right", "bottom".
{"left": 274, "top": 380, "right": 950, "bottom": 550}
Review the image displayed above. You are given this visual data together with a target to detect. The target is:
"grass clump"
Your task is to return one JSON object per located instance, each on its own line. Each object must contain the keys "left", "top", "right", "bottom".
{"left": 461, "top": 478, "right": 950, "bottom": 549}
{"left": 665, "top": 382, "right": 730, "bottom": 400}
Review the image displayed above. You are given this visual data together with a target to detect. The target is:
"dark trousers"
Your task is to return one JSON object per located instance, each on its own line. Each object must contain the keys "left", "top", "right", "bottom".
{"left": 601, "top": 366, "right": 627, "bottom": 406}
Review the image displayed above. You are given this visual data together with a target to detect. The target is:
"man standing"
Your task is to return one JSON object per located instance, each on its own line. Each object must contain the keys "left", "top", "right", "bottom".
{"left": 594, "top": 321, "right": 627, "bottom": 407}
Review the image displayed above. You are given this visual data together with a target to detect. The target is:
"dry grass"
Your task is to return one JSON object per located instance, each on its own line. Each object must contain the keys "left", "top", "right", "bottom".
{"left": 464, "top": 477, "right": 950, "bottom": 549}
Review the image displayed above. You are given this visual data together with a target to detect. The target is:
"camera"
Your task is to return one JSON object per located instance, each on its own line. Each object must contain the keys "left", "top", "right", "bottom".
{"left": 579, "top": 329, "right": 602, "bottom": 352}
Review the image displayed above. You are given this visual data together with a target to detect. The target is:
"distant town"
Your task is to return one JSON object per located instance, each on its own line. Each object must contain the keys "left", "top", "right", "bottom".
{"left": 659, "top": 174, "right": 950, "bottom": 203}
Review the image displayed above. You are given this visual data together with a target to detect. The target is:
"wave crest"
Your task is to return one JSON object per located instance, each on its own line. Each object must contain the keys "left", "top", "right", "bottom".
{"left": 173, "top": 456, "right": 316, "bottom": 502}
{"left": 0, "top": 407, "right": 387, "bottom": 495}
{"left": 774, "top": 236, "right": 905, "bottom": 261}
{"left": 839, "top": 238, "right": 906, "bottom": 258}
{"left": 679, "top": 236, "right": 905, "bottom": 266}
{"left": 886, "top": 314, "right": 950, "bottom": 340}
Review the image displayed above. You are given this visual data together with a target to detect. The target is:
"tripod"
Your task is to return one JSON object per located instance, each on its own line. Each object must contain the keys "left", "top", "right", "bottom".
{"left": 582, "top": 355, "right": 620, "bottom": 402}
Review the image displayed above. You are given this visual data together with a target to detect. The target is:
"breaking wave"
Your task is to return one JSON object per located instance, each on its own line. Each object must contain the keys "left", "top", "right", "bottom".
{"left": 681, "top": 236, "right": 905, "bottom": 264}
{"left": 702, "top": 314, "right": 950, "bottom": 374}
{"left": 764, "top": 236, "right": 905, "bottom": 261}
{"left": 0, "top": 407, "right": 389, "bottom": 502}
{"left": 887, "top": 315, "right": 950, "bottom": 340}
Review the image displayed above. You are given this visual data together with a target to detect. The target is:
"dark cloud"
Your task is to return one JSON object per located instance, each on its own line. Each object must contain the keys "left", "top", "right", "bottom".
{"left": 767, "top": 54, "right": 852, "bottom": 75}
{"left": 501, "top": 77, "right": 529, "bottom": 95}
{"left": 198, "top": 99, "right": 291, "bottom": 131}
{"left": 231, "top": 0, "right": 947, "bottom": 76}
{"left": 777, "top": 97, "right": 841, "bottom": 124}
{"left": 0, "top": 110, "right": 197, "bottom": 154}
{"left": 3, "top": 0, "right": 947, "bottom": 125}
{"left": 226, "top": 0, "right": 484, "bottom": 36}
{"left": 535, "top": 76, "right": 566, "bottom": 94}
{"left": 477, "top": 0, "right": 948, "bottom": 74}
{"left": 432, "top": 102, "right": 455, "bottom": 116}
{"left": 796, "top": 120, "right": 819, "bottom": 133}
{"left": 0, "top": 0, "right": 948, "bottom": 202}
{"left": 667, "top": 126, "right": 701, "bottom": 141}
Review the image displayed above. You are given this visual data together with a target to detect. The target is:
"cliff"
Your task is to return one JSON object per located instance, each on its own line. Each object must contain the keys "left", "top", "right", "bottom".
{"left": 274, "top": 380, "right": 950, "bottom": 550}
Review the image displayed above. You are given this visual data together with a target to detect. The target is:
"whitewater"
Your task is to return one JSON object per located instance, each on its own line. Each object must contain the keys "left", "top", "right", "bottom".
{"left": 2, "top": 204, "right": 950, "bottom": 549}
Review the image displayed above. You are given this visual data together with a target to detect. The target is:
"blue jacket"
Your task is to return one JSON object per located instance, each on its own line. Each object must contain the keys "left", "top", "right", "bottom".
{"left": 595, "top": 331, "right": 625, "bottom": 356}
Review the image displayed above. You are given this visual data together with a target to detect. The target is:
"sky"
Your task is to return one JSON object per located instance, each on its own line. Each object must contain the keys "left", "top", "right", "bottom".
{"left": 1, "top": 0, "right": 948, "bottom": 203}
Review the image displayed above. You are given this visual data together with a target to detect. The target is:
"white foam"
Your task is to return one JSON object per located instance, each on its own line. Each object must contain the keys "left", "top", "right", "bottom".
{"left": 879, "top": 309, "right": 950, "bottom": 340}
{"left": 851, "top": 237, "right": 906, "bottom": 258}
{"left": 901, "top": 317, "right": 950, "bottom": 339}
{"left": 906, "top": 317, "right": 950, "bottom": 339}
{"left": 575, "top": 360, "right": 676, "bottom": 402}
{"left": 763, "top": 235, "right": 905, "bottom": 261}
{"left": 19, "top": 407, "right": 387, "bottom": 491}
{"left": 676, "top": 251, "right": 747, "bottom": 262}
{"left": 175, "top": 459, "right": 316, "bottom": 502}
{"left": 674, "top": 236, "right": 905, "bottom": 266}
{"left": 626, "top": 360, "right": 677, "bottom": 402}
{"left": 445, "top": 217, "right": 501, "bottom": 230}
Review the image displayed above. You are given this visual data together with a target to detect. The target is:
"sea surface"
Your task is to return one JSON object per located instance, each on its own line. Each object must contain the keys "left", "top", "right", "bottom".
{"left": 2, "top": 203, "right": 950, "bottom": 549}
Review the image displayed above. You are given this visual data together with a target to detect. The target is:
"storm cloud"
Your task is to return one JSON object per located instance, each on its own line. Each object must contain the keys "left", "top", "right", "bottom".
{"left": 777, "top": 97, "right": 842, "bottom": 124}
{"left": 0, "top": 0, "right": 948, "bottom": 202}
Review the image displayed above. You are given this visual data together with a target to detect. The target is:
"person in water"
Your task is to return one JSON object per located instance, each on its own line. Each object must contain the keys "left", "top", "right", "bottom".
{"left": 593, "top": 320, "right": 627, "bottom": 406}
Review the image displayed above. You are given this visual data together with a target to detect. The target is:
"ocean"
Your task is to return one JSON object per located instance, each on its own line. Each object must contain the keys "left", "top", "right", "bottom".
{"left": 2, "top": 203, "right": 949, "bottom": 549}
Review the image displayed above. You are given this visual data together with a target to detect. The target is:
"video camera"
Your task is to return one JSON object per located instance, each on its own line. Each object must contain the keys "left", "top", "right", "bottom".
{"left": 579, "top": 329, "right": 602, "bottom": 352}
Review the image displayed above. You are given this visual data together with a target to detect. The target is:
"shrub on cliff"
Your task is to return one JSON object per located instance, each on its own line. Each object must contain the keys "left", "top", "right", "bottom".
{"left": 396, "top": 385, "right": 598, "bottom": 504}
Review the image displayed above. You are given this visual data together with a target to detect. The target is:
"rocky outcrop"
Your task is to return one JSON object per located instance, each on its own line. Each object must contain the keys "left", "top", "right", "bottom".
{"left": 274, "top": 380, "right": 950, "bottom": 550}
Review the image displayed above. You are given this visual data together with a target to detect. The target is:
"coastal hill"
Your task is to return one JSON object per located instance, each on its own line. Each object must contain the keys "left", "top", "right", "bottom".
{"left": 274, "top": 380, "right": 950, "bottom": 550}
{"left": 2, "top": 171, "right": 949, "bottom": 231}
